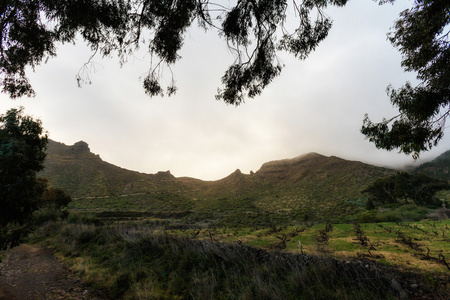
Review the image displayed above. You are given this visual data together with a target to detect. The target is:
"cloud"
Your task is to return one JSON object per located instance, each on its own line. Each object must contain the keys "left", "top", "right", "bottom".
{"left": 1, "top": 0, "right": 449, "bottom": 180}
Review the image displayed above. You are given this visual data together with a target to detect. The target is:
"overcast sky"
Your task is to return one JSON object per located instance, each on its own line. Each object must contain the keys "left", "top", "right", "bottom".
{"left": 1, "top": 0, "right": 449, "bottom": 180}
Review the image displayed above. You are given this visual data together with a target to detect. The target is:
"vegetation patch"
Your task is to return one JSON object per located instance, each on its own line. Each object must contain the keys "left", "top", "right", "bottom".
{"left": 26, "top": 215, "right": 450, "bottom": 299}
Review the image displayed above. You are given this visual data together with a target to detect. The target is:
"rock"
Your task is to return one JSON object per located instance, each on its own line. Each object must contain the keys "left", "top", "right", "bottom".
{"left": 71, "top": 141, "right": 90, "bottom": 152}
{"left": 391, "top": 279, "right": 408, "bottom": 299}
{"left": 391, "top": 279, "right": 402, "bottom": 292}
{"left": 410, "top": 283, "right": 419, "bottom": 289}
{"left": 155, "top": 170, "right": 175, "bottom": 179}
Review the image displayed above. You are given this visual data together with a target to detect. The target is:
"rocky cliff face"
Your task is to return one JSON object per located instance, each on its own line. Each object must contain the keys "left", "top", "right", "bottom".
{"left": 71, "top": 141, "right": 90, "bottom": 153}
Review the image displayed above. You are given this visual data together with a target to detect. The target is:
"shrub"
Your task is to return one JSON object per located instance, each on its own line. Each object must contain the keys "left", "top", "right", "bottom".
{"left": 428, "top": 208, "right": 450, "bottom": 220}
{"left": 394, "top": 204, "right": 429, "bottom": 221}
{"left": 32, "top": 208, "right": 61, "bottom": 225}
{"left": 357, "top": 211, "right": 380, "bottom": 223}
{"left": 67, "top": 212, "right": 103, "bottom": 226}
{"left": 357, "top": 205, "right": 430, "bottom": 223}
{"left": 365, "top": 198, "right": 376, "bottom": 210}
{"left": 0, "top": 223, "right": 26, "bottom": 250}
{"left": 112, "top": 272, "right": 131, "bottom": 298}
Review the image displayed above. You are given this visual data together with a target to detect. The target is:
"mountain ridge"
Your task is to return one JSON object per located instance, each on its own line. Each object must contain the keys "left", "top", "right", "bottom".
{"left": 39, "top": 139, "right": 450, "bottom": 224}
{"left": 42, "top": 140, "right": 389, "bottom": 191}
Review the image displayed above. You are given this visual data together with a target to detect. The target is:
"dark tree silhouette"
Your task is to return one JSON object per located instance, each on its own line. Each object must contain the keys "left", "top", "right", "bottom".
{"left": 363, "top": 171, "right": 448, "bottom": 207}
{"left": 0, "top": 107, "right": 48, "bottom": 226}
{"left": 1, "top": 0, "right": 347, "bottom": 103}
{"left": 2, "top": 1, "right": 448, "bottom": 157}
{"left": 41, "top": 186, "right": 72, "bottom": 209}
{"left": 362, "top": 0, "right": 450, "bottom": 158}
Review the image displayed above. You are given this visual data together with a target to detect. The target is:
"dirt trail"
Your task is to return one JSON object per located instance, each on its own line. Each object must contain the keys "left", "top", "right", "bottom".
{"left": 0, "top": 244, "right": 98, "bottom": 300}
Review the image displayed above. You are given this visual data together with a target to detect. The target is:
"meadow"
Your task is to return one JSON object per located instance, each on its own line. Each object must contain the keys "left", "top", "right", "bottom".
{"left": 27, "top": 208, "right": 450, "bottom": 299}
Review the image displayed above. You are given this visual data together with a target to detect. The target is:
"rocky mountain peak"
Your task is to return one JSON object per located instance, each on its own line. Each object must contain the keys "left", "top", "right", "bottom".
{"left": 71, "top": 141, "right": 90, "bottom": 153}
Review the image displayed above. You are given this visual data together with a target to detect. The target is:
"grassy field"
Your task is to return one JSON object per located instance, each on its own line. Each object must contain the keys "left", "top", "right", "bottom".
{"left": 177, "top": 220, "right": 450, "bottom": 274}
{"left": 28, "top": 142, "right": 450, "bottom": 298}
{"left": 69, "top": 190, "right": 446, "bottom": 230}
{"left": 26, "top": 208, "right": 450, "bottom": 299}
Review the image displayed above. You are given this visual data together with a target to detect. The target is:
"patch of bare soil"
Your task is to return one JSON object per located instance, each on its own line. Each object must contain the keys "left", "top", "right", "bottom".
{"left": 0, "top": 244, "right": 98, "bottom": 300}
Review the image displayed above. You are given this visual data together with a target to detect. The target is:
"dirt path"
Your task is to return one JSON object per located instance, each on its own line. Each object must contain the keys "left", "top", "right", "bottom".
{"left": 0, "top": 244, "right": 98, "bottom": 300}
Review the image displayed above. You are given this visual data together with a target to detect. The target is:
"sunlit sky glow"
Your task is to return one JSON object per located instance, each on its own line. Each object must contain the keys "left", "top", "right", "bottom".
{"left": 1, "top": 0, "right": 449, "bottom": 180}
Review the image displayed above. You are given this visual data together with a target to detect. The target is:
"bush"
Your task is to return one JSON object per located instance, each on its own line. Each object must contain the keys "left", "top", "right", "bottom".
{"left": 357, "top": 205, "right": 430, "bottom": 223}
{"left": 394, "top": 204, "right": 429, "bottom": 221}
{"left": 376, "top": 210, "right": 403, "bottom": 223}
{"left": 112, "top": 272, "right": 131, "bottom": 298}
{"left": 357, "top": 211, "right": 383, "bottom": 223}
{"left": 32, "top": 208, "right": 61, "bottom": 225}
{"left": 365, "top": 198, "right": 376, "bottom": 210}
{"left": 428, "top": 208, "right": 450, "bottom": 220}
{"left": 67, "top": 212, "right": 103, "bottom": 226}
{"left": 41, "top": 188, "right": 72, "bottom": 209}
{"left": 0, "top": 223, "right": 26, "bottom": 250}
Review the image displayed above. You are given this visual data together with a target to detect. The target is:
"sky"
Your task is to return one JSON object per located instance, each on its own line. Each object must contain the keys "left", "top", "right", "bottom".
{"left": 1, "top": 0, "right": 450, "bottom": 181}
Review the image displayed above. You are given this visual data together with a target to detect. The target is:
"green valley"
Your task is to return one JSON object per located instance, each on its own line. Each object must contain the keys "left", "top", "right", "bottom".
{"left": 24, "top": 140, "right": 450, "bottom": 299}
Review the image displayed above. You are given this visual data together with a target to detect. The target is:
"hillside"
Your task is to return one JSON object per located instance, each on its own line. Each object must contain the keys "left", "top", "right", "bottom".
{"left": 40, "top": 140, "right": 395, "bottom": 223}
{"left": 40, "top": 140, "right": 189, "bottom": 198}
{"left": 415, "top": 149, "right": 450, "bottom": 181}
{"left": 247, "top": 153, "right": 393, "bottom": 222}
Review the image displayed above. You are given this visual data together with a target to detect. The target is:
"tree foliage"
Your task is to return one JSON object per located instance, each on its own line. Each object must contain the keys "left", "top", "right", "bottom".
{"left": 363, "top": 176, "right": 397, "bottom": 205}
{"left": 362, "top": 0, "right": 450, "bottom": 158}
{"left": 0, "top": 107, "right": 48, "bottom": 226}
{"left": 1, "top": 0, "right": 348, "bottom": 104}
{"left": 363, "top": 171, "right": 449, "bottom": 207}
{"left": 41, "top": 185, "right": 72, "bottom": 209}
{"left": 2, "top": 1, "right": 448, "bottom": 155}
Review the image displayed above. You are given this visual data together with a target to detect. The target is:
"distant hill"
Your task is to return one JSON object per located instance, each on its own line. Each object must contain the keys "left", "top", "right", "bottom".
{"left": 40, "top": 140, "right": 183, "bottom": 197}
{"left": 414, "top": 149, "right": 450, "bottom": 181}
{"left": 40, "top": 140, "right": 395, "bottom": 223}
{"left": 246, "top": 153, "right": 393, "bottom": 221}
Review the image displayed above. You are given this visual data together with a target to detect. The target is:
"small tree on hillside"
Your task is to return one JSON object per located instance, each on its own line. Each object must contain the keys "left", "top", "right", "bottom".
{"left": 403, "top": 173, "right": 448, "bottom": 207}
{"left": 363, "top": 177, "right": 397, "bottom": 205}
{"left": 41, "top": 186, "right": 72, "bottom": 210}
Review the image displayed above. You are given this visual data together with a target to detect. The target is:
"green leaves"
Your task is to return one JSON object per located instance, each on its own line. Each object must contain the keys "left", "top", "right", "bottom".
{"left": 1, "top": 0, "right": 348, "bottom": 103}
{"left": 362, "top": 111, "right": 444, "bottom": 160}
{"left": 0, "top": 107, "right": 48, "bottom": 226}
{"left": 363, "top": 171, "right": 448, "bottom": 207}
{"left": 215, "top": 0, "right": 346, "bottom": 104}
{"left": 362, "top": 0, "right": 450, "bottom": 157}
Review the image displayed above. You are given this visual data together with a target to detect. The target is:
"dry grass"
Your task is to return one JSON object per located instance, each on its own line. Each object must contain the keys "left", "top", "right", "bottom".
{"left": 30, "top": 220, "right": 448, "bottom": 299}
{"left": 175, "top": 220, "right": 450, "bottom": 274}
